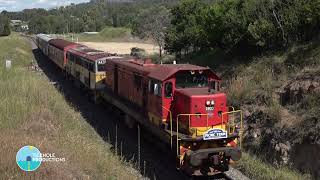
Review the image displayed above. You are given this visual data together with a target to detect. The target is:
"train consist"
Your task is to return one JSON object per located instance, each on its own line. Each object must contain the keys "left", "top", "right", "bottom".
{"left": 36, "top": 34, "right": 243, "bottom": 176}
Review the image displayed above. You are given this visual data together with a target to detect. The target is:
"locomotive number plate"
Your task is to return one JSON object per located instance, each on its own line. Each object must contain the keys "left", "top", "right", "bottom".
{"left": 206, "top": 107, "right": 214, "bottom": 111}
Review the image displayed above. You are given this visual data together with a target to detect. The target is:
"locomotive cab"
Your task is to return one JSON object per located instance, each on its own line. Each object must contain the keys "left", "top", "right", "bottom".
{"left": 172, "top": 70, "right": 227, "bottom": 136}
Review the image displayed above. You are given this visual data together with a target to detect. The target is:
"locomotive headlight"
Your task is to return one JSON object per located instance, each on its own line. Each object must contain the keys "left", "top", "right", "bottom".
{"left": 206, "top": 100, "right": 210, "bottom": 106}
{"left": 211, "top": 100, "right": 215, "bottom": 106}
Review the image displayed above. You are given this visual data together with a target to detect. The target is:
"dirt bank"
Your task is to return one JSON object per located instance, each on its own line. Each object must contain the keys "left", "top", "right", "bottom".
{"left": 81, "top": 42, "right": 160, "bottom": 55}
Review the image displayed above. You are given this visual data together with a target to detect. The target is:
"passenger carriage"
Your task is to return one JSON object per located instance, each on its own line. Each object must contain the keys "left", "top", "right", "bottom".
{"left": 48, "top": 39, "right": 80, "bottom": 70}
{"left": 35, "top": 34, "right": 53, "bottom": 56}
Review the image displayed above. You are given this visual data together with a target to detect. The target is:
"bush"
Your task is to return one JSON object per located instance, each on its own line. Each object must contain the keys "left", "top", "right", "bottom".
{"left": 0, "top": 15, "right": 11, "bottom": 36}
{"left": 130, "top": 47, "right": 146, "bottom": 58}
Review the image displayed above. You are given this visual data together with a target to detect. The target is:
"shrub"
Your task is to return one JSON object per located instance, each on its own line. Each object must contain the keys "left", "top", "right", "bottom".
{"left": 0, "top": 15, "right": 11, "bottom": 36}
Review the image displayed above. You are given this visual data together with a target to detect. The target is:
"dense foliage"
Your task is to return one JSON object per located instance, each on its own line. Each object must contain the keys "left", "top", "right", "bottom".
{"left": 0, "top": 14, "right": 11, "bottom": 36}
{"left": 2, "top": 0, "right": 319, "bottom": 57}
{"left": 3, "top": 0, "right": 178, "bottom": 34}
{"left": 165, "top": 0, "right": 320, "bottom": 56}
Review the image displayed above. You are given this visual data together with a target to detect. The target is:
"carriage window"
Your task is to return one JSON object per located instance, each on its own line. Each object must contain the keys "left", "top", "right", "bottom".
{"left": 82, "top": 60, "right": 87, "bottom": 69}
{"left": 76, "top": 57, "right": 81, "bottom": 65}
{"left": 88, "top": 63, "right": 94, "bottom": 72}
{"left": 165, "top": 82, "right": 173, "bottom": 98}
{"left": 69, "top": 54, "right": 74, "bottom": 62}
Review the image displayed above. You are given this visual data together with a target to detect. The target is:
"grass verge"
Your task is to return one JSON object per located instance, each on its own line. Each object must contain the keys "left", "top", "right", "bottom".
{"left": 0, "top": 33, "right": 141, "bottom": 179}
{"left": 236, "top": 153, "right": 310, "bottom": 180}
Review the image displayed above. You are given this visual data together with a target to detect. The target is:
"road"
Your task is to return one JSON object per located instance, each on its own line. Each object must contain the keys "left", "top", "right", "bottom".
{"left": 28, "top": 38, "right": 249, "bottom": 180}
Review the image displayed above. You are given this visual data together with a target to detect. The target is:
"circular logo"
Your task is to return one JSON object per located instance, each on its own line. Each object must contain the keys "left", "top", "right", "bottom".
{"left": 16, "top": 146, "right": 41, "bottom": 171}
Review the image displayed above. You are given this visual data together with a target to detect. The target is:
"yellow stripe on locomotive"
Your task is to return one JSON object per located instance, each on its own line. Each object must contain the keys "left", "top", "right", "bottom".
{"left": 66, "top": 51, "right": 107, "bottom": 90}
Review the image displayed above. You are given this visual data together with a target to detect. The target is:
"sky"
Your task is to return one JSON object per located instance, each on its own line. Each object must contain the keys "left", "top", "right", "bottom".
{"left": 0, "top": 0, "right": 90, "bottom": 12}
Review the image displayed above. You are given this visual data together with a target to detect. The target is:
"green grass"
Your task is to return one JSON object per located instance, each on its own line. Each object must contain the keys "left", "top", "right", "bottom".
{"left": 0, "top": 33, "right": 141, "bottom": 179}
{"left": 236, "top": 153, "right": 310, "bottom": 180}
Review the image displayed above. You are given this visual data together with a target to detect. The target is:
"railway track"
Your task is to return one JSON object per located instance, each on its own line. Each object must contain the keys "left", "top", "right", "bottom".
{"left": 26, "top": 36, "right": 249, "bottom": 180}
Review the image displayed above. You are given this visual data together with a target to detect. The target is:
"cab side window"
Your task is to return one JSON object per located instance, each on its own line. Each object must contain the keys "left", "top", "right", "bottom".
{"left": 154, "top": 83, "right": 162, "bottom": 97}
{"left": 149, "top": 80, "right": 162, "bottom": 97}
{"left": 209, "top": 81, "right": 220, "bottom": 91}
{"left": 165, "top": 82, "right": 173, "bottom": 98}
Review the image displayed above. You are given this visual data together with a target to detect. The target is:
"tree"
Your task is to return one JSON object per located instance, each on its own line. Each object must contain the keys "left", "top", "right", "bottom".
{"left": 165, "top": 0, "right": 206, "bottom": 57}
{"left": 0, "top": 15, "right": 11, "bottom": 36}
{"left": 132, "top": 6, "right": 171, "bottom": 58}
{"left": 165, "top": 0, "right": 320, "bottom": 57}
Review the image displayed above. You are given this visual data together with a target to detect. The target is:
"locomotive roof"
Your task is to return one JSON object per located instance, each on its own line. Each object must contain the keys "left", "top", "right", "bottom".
{"left": 114, "top": 59, "right": 156, "bottom": 74}
{"left": 49, "top": 39, "right": 80, "bottom": 50}
{"left": 148, "top": 64, "right": 220, "bottom": 81}
{"left": 68, "top": 46, "right": 112, "bottom": 61}
{"left": 36, "top": 34, "right": 53, "bottom": 42}
{"left": 111, "top": 60, "right": 221, "bottom": 81}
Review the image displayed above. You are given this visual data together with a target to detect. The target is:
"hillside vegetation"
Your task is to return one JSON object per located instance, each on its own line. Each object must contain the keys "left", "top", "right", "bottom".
{"left": 4, "top": 0, "right": 178, "bottom": 34}
{"left": 0, "top": 33, "right": 141, "bottom": 179}
{"left": 225, "top": 41, "right": 320, "bottom": 179}
{"left": 165, "top": 0, "right": 320, "bottom": 58}
{"left": 80, "top": 26, "right": 133, "bottom": 42}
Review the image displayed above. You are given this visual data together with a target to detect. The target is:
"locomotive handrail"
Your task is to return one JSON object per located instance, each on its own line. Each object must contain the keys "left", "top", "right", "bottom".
{"left": 229, "top": 106, "right": 235, "bottom": 111}
{"left": 222, "top": 110, "right": 243, "bottom": 149}
{"left": 176, "top": 113, "right": 209, "bottom": 156}
{"left": 162, "top": 106, "right": 173, "bottom": 149}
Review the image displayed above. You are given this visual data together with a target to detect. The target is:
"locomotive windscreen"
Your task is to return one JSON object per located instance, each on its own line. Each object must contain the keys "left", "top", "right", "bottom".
{"left": 176, "top": 71, "right": 208, "bottom": 88}
{"left": 97, "top": 60, "right": 106, "bottom": 72}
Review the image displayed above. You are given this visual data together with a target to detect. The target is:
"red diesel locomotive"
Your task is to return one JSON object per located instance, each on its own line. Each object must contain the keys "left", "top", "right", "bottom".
{"left": 35, "top": 34, "right": 243, "bottom": 176}
{"left": 104, "top": 59, "right": 243, "bottom": 175}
